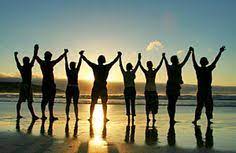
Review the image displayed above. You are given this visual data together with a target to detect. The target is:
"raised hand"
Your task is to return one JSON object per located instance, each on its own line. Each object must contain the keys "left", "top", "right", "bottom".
{"left": 162, "top": 53, "right": 165, "bottom": 57}
{"left": 189, "top": 46, "right": 194, "bottom": 52}
{"left": 14, "top": 51, "right": 18, "bottom": 56}
{"left": 64, "top": 49, "right": 69, "bottom": 54}
{"left": 34, "top": 44, "right": 39, "bottom": 51}
{"left": 220, "top": 46, "right": 226, "bottom": 53}
{"left": 118, "top": 51, "right": 122, "bottom": 56}
{"left": 138, "top": 53, "right": 141, "bottom": 60}
{"left": 79, "top": 50, "right": 85, "bottom": 55}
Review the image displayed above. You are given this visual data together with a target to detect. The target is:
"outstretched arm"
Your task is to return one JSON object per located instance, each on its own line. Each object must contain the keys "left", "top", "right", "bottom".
{"left": 106, "top": 51, "right": 122, "bottom": 68}
{"left": 210, "top": 46, "right": 226, "bottom": 67}
{"left": 154, "top": 57, "right": 163, "bottom": 73}
{"left": 180, "top": 49, "right": 191, "bottom": 67}
{"left": 30, "top": 44, "right": 39, "bottom": 66}
{"left": 162, "top": 53, "right": 169, "bottom": 68}
{"left": 64, "top": 49, "right": 69, "bottom": 73}
{"left": 14, "top": 52, "right": 21, "bottom": 69}
{"left": 79, "top": 50, "right": 96, "bottom": 68}
{"left": 132, "top": 53, "right": 141, "bottom": 73}
{"left": 190, "top": 47, "right": 199, "bottom": 69}
{"left": 139, "top": 61, "right": 147, "bottom": 74}
{"left": 52, "top": 49, "right": 68, "bottom": 65}
{"left": 119, "top": 56, "right": 125, "bottom": 74}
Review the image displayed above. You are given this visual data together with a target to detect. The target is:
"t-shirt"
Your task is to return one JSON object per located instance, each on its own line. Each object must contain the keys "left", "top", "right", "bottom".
{"left": 122, "top": 71, "right": 136, "bottom": 88}
{"left": 194, "top": 64, "right": 215, "bottom": 90}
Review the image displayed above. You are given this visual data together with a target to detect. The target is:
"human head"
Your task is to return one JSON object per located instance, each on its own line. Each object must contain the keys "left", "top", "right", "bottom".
{"left": 126, "top": 63, "right": 133, "bottom": 71}
{"left": 98, "top": 55, "right": 106, "bottom": 65}
{"left": 170, "top": 55, "right": 179, "bottom": 65}
{"left": 44, "top": 51, "right": 52, "bottom": 61}
{"left": 23, "top": 57, "right": 30, "bottom": 65}
{"left": 147, "top": 61, "right": 153, "bottom": 69}
{"left": 70, "top": 62, "right": 76, "bottom": 70}
{"left": 200, "top": 57, "right": 209, "bottom": 67}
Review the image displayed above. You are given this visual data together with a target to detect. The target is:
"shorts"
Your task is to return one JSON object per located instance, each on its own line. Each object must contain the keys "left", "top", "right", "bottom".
{"left": 145, "top": 91, "right": 159, "bottom": 114}
{"left": 166, "top": 83, "right": 181, "bottom": 96}
{"left": 66, "top": 85, "right": 79, "bottom": 104}
{"left": 42, "top": 83, "right": 56, "bottom": 102}
{"left": 19, "top": 83, "right": 33, "bottom": 102}
{"left": 91, "top": 86, "right": 108, "bottom": 103}
{"left": 124, "top": 87, "right": 136, "bottom": 100}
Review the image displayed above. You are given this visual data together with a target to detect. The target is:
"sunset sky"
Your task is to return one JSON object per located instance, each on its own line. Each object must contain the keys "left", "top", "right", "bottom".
{"left": 0, "top": 0, "right": 235, "bottom": 86}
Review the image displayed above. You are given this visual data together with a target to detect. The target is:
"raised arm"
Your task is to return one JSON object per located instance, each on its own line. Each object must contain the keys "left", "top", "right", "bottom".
{"left": 179, "top": 49, "right": 191, "bottom": 67}
{"left": 162, "top": 53, "right": 169, "bottom": 68}
{"left": 132, "top": 53, "right": 141, "bottom": 73}
{"left": 64, "top": 49, "right": 69, "bottom": 73}
{"left": 14, "top": 52, "right": 21, "bottom": 69}
{"left": 76, "top": 54, "right": 82, "bottom": 71}
{"left": 139, "top": 60, "right": 147, "bottom": 74}
{"left": 154, "top": 56, "right": 164, "bottom": 73}
{"left": 79, "top": 50, "right": 96, "bottom": 68}
{"left": 190, "top": 47, "right": 199, "bottom": 69}
{"left": 119, "top": 56, "right": 125, "bottom": 74}
{"left": 106, "top": 51, "right": 122, "bottom": 68}
{"left": 52, "top": 49, "right": 68, "bottom": 65}
{"left": 210, "top": 46, "right": 225, "bottom": 67}
{"left": 30, "top": 44, "right": 39, "bottom": 66}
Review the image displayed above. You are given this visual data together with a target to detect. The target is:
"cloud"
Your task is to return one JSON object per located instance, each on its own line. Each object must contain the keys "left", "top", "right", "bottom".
{"left": 177, "top": 50, "right": 185, "bottom": 58}
{"left": 146, "top": 40, "right": 164, "bottom": 52}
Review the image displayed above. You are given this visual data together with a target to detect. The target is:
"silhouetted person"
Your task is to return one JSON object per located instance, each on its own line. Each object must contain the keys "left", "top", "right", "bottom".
{"left": 40, "top": 118, "right": 46, "bottom": 135}
{"left": 80, "top": 51, "right": 122, "bottom": 122}
{"left": 145, "top": 125, "right": 158, "bottom": 146}
{"left": 124, "top": 119, "right": 135, "bottom": 143}
{"left": 167, "top": 124, "right": 176, "bottom": 146}
{"left": 119, "top": 53, "right": 141, "bottom": 121}
{"left": 192, "top": 46, "right": 226, "bottom": 125}
{"left": 140, "top": 54, "right": 163, "bottom": 122}
{"left": 14, "top": 44, "right": 39, "bottom": 120}
{"left": 194, "top": 124, "right": 214, "bottom": 149}
{"left": 65, "top": 49, "right": 82, "bottom": 121}
{"left": 35, "top": 46, "right": 68, "bottom": 121}
{"left": 163, "top": 49, "right": 191, "bottom": 124}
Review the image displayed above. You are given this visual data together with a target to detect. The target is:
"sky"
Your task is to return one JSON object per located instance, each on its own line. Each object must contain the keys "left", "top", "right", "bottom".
{"left": 0, "top": 0, "right": 235, "bottom": 86}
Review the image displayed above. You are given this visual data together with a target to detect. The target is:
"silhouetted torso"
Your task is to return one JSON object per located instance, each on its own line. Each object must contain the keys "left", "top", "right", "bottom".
{"left": 123, "top": 71, "right": 135, "bottom": 88}
{"left": 92, "top": 64, "right": 111, "bottom": 88}
{"left": 194, "top": 65, "right": 215, "bottom": 90}
{"left": 66, "top": 69, "right": 79, "bottom": 85}
{"left": 167, "top": 65, "right": 183, "bottom": 85}
{"left": 39, "top": 61, "right": 56, "bottom": 84}
{"left": 144, "top": 70, "right": 157, "bottom": 91}
{"left": 18, "top": 64, "right": 33, "bottom": 85}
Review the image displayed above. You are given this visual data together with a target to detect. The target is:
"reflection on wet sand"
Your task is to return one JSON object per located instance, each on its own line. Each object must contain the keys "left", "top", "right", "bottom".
{"left": 167, "top": 124, "right": 176, "bottom": 146}
{"left": 124, "top": 119, "right": 136, "bottom": 143}
{"left": 194, "top": 125, "right": 214, "bottom": 149}
{"left": 65, "top": 120, "right": 79, "bottom": 138}
{"left": 145, "top": 121, "right": 158, "bottom": 146}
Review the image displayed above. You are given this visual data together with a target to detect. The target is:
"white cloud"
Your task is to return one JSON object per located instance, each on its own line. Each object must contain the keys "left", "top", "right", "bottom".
{"left": 146, "top": 40, "right": 164, "bottom": 52}
{"left": 177, "top": 50, "right": 185, "bottom": 58}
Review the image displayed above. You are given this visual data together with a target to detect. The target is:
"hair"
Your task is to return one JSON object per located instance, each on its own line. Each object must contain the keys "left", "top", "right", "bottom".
{"left": 126, "top": 63, "right": 133, "bottom": 71}
{"left": 70, "top": 62, "right": 76, "bottom": 69}
{"left": 98, "top": 55, "right": 106, "bottom": 64}
{"left": 147, "top": 61, "right": 153, "bottom": 69}
{"left": 170, "top": 55, "right": 179, "bottom": 65}
{"left": 44, "top": 51, "right": 52, "bottom": 61}
{"left": 23, "top": 57, "right": 30, "bottom": 64}
{"left": 200, "top": 57, "right": 209, "bottom": 66}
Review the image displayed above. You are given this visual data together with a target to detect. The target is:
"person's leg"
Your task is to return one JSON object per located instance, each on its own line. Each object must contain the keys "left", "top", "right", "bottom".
{"left": 73, "top": 89, "right": 79, "bottom": 120}
{"left": 102, "top": 96, "right": 108, "bottom": 121}
{"left": 145, "top": 92, "right": 150, "bottom": 122}
{"left": 131, "top": 98, "right": 136, "bottom": 121}
{"left": 28, "top": 101, "right": 39, "bottom": 120}
{"left": 193, "top": 92, "right": 204, "bottom": 124}
{"left": 206, "top": 92, "right": 213, "bottom": 124}
{"left": 65, "top": 88, "right": 71, "bottom": 120}
{"left": 16, "top": 100, "right": 23, "bottom": 119}
{"left": 49, "top": 87, "right": 57, "bottom": 121}
{"left": 167, "top": 95, "right": 177, "bottom": 124}
{"left": 41, "top": 99, "right": 48, "bottom": 119}
{"left": 125, "top": 97, "right": 131, "bottom": 119}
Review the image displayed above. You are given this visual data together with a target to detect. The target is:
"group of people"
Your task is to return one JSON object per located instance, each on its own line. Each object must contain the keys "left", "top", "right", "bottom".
{"left": 14, "top": 44, "right": 225, "bottom": 125}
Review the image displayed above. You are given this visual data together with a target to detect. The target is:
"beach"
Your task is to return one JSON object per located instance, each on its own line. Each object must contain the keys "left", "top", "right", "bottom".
{"left": 0, "top": 101, "right": 236, "bottom": 153}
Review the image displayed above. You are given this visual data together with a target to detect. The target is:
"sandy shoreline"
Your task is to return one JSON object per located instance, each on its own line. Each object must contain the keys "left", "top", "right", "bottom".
{"left": 0, "top": 103, "right": 236, "bottom": 153}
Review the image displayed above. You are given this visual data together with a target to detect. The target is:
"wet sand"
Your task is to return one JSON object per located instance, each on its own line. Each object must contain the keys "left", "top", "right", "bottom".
{"left": 0, "top": 102, "right": 236, "bottom": 153}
